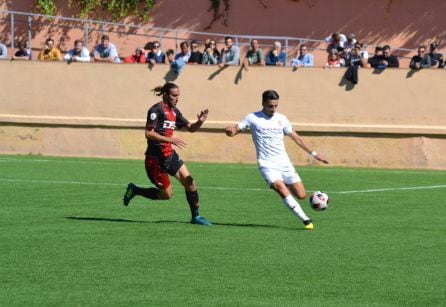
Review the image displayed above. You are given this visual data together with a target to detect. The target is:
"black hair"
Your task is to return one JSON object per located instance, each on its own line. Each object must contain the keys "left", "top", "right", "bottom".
{"left": 165, "top": 49, "right": 175, "bottom": 56}
{"left": 262, "top": 90, "right": 280, "bottom": 102}
{"left": 101, "top": 35, "right": 109, "bottom": 41}
{"left": 152, "top": 83, "right": 179, "bottom": 96}
{"left": 45, "top": 38, "right": 54, "bottom": 44}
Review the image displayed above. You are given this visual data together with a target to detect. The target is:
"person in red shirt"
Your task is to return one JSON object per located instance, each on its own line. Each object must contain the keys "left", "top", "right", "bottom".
{"left": 124, "top": 47, "right": 146, "bottom": 63}
{"left": 123, "top": 82, "right": 212, "bottom": 226}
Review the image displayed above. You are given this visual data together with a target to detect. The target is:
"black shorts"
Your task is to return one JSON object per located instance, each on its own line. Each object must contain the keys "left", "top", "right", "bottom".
{"left": 145, "top": 151, "right": 184, "bottom": 189}
{"left": 161, "top": 151, "right": 184, "bottom": 176}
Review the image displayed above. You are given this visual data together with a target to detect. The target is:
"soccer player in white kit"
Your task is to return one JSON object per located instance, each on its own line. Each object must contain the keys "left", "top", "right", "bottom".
{"left": 225, "top": 90, "right": 329, "bottom": 230}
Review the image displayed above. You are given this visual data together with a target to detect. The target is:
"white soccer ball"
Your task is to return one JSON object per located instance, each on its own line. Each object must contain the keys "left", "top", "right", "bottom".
{"left": 309, "top": 191, "right": 329, "bottom": 211}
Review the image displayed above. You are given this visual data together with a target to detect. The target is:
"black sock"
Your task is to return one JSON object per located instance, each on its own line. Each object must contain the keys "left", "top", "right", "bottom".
{"left": 134, "top": 186, "right": 160, "bottom": 200}
{"left": 185, "top": 190, "right": 200, "bottom": 218}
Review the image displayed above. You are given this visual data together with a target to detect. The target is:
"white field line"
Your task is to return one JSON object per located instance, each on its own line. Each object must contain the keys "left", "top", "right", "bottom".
{"left": 1, "top": 157, "right": 446, "bottom": 175}
{"left": 0, "top": 178, "right": 446, "bottom": 195}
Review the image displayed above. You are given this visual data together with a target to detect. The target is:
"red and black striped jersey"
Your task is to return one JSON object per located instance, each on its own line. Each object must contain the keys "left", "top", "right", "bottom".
{"left": 145, "top": 102, "right": 189, "bottom": 158}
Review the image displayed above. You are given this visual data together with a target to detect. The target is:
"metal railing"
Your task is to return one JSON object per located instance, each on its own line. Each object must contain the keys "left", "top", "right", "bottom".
{"left": 0, "top": 9, "right": 416, "bottom": 64}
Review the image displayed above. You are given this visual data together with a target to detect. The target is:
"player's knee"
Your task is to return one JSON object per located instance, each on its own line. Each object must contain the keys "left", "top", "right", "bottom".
{"left": 158, "top": 189, "right": 173, "bottom": 200}
{"left": 184, "top": 175, "right": 195, "bottom": 189}
{"left": 296, "top": 191, "right": 306, "bottom": 200}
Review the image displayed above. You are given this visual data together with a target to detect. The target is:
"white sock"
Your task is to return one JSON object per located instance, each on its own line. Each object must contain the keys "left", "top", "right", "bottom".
{"left": 282, "top": 195, "right": 310, "bottom": 222}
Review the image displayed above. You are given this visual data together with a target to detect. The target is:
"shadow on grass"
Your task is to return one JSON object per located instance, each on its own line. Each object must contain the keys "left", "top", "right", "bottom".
{"left": 65, "top": 216, "right": 303, "bottom": 230}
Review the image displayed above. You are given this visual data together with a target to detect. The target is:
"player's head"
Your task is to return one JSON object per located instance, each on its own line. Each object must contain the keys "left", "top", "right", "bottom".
{"left": 152, "top": 83, "right": 180, "bottom": 107}
{"left": 262, "top": 90, "right": 280, "bottom": 117}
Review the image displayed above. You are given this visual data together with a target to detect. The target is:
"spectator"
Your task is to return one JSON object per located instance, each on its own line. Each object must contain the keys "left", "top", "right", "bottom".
{"left": 325, "top": 49, "right": 344, "bottom": 68}
{"left": 326, "top": 32, "right": 347, "bottom": 52}
{"left": 201, "top": 39, "right": 220, "bottom": 65}
{"left": 124, "top": 47, "right": 146, "bottom": 63}
{"left": 219, "top": 36, "right": 240, "bottom": 67}
{"left": 409, "top": 45, "right": 430, "bottom": 69}
{"left": 0, "top": 41, "right": 7, "bottom": 59}
{"left": 346, "top": 46, "right": 367, "bottom": 67}
{"left": 93, "top": 35, "right": 120, "bottom": 63}
{"left": 426, "top": 42, "right": 443, "bottom": 68}
{"left": 64, "top": 39, "right": 91, "bottom": 62}
{"left": 146, "top": 41, "right": 165, "bottom": 65}
{"left": 368, "top": 46, "right": 385, "bottom": 68}
{"left": 166, "top": 49, "right": 186, "bottom": 74}
{"left": 242, "top": 39, "right": 265, "bottom": 70}
{"left": 37, "top": 38, "right": 62, "bottom": 61}
{"left": 382, "top": 45, "right": 399, "bottom": 68}
{"left": 343, "top": 34, "right": 357, "bottom": 53}
{"left": 290, "top": 44, "right": 313, "bottom": 67}
{"left": 188, "top": 40, "right": 203, "bottom": 64}
{"left": 354, "top": 41, "right": 369, "bottom": 61}
{"left": 175, "top": 41, "right": 191, "bottom": 63}
{"left": 12, "top": 41, "right": 32, "bottom": 60}
{"left": 265, "top": 41, "right": 286, "bottom": 66}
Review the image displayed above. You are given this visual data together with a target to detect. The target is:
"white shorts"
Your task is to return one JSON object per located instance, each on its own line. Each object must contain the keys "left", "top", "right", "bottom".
{"left": 259, "top": 165, "right": 302, "bottom": 187}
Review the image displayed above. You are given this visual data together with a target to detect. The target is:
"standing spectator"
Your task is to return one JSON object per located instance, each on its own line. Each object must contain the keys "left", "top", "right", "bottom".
{"left": 64, "top": 40, "right": 91, "bottom": 62}
{"left": 124, "top": 47, "right": 146, "bottom": 63}
{"left": 188, "top": 40, "right": 203, "bottom": 64}
{"left": 325, "top": 49, "right": 344, "bottom": 68}
{"left": 354, "top": 42, "right": 369, "bottom": 61}
{"left": 290, "top": 44, "right": 313, "bottom": 67}
{"left": 0, "top": 41, "right": 8, "bottom": 59}
{"left": 166, "top": 49, "right": 186, "bottom": 74}
{"left": 325, "top": 32, "right": 347, "bottom": 52}
{"left": 409, "top": 45, "right": 430, "bottom": 69}
{"left": 146, "top": 41, "right": 165, "bottom": 65}
{"left": 219, "top": 36, "right": 240, "bottom": 67}
{"left": 368, "top": 46, "right": 385, "bottom": 68}
{"left": 37, "top": 38, "right": 62, "bottom": 61}
{"left": 266, "top": 41, "right": 286, "bottom": 66}
{"left": 201, "top": 39, "right": 220, "bottom": 65}
{"left": 426, "top": 42, "right": 443, "bottom": 68}
{"left": 175, "top": 41, "right": 191, "bottom": 63}
{"left": 382, "top": 45, "right": 400, "bottom": 68}
{"left": 343, "top": 34, "right": 357, "bottom": 53}
{"left": 93, "top": 35, "right": 120, "bottom": 63}
{"left": 242, "top": 39, "right": 265, "bottom": 70}
{"left": 346, "top": 46, "right": 367, "bottom": 67}
{"left": 12, "top": 41, "right": 32, "bottom": 60}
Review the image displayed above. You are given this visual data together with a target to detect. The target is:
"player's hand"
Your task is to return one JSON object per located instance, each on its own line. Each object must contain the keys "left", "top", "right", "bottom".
{"left": 197, "top": 109, "right": 209, "bottom": 122}
{"left": 171, "top": 137, "right": 187, "bottom": 149}
{"left": 225, "top": 126, "right": 236, "bottom": 137}
{"left": 315, "top": 153, "right": 329, "bottom": 164}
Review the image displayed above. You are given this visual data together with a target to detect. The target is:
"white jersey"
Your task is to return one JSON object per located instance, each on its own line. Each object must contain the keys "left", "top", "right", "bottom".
{"left": 238, "top": 111, "right": 293, "bottom": 169}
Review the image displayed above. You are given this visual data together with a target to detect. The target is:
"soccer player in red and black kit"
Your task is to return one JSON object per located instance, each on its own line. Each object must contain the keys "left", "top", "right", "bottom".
{"left": 123, "top": 82, "right": 212, "bottom": 226}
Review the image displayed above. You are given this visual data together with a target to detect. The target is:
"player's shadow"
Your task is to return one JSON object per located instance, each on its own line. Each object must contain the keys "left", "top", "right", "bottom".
{"left": 234, "top": 67, "right": 244, "bottom": 84}
{"left": 406, "top": 68, "right": 420, "bottom": 78}
{"left": 65, "top": 217, "right": 303, "bottom": 230}
{"left": 208, "top": 65, "right": 228, "bottom": 80}
{"left": 163, "top": 68, "right": 179, "bottom": 82}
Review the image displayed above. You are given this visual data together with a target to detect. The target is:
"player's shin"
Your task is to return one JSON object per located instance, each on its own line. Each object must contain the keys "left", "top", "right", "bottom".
{"left": 185, "top": 190, "right": 200, "bottom": 218}
{"left": 134, "top": 186, "right": 160, "bottom": 200}
{"left": 282, "top": 195, "right": 310, "bottom": 222}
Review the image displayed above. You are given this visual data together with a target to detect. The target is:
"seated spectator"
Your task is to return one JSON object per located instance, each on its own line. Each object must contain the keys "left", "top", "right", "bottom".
{"left": 382, "top": 45, "right": 399, "bottom": 68}
{"left": 175, "top": 41, "right": 191, "bottom": 63}
{"left": 265, "top": 41, "right": 286, "bottom": 66}
{"left": 64, "top": 39, "right": 91, "bottom": 62}
{"left": 166, "top": 49, "right": 186, "bottom": 74}
{"left": 290, "top": 44, "right": 313, "bottom": 67}
{"left": 242, "top": 39, "right": 265, "bottom": 70}
{"left": 124, "top": 47, "right": 146, "bottom": 63}
{"left": 325, "top": 32, "right": 347, "bottom": 52}
{"left": 219, "top": 36, "right": 240, "bottom": 67}
{"left": 38, "top": 38, "right": 62, "bottom": 61}
{"left": 93, "top": 35, "right": 120, "bottom": 63}
{"left": 409, "top": 45, "right": 430, "bottom": 69}
{"left": 12, "top": 41, "right": 32, "bottom": 60}
{"left": 0, "top": 41, "right": 7, "bottom": 59}
{"left": 354, "top": 41, "right": 369, "bottom": 61}
{"left": 325, "top": 49, "right": 344, "bottom": 68}
{"left": 201, "top": 39, "right": 220, "bottom": 65}
{"left": 368, "top": 46, "right": 385, "bottom": 68}
{"left": 426, "top": 42, "right": 443, "bottom": 68}
{"left": 146, "top": 41, "right": 165, "bottom": 65}
{"left": 345, "top": 46, "right": 367, "bottom": 67}
{"left": 188, "top": 40, "right": 203, "bottom": 64}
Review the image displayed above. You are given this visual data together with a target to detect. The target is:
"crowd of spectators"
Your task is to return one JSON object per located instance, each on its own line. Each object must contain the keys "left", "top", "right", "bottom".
{"left": 1, "top": 32, "right": 444, "bottom": 72}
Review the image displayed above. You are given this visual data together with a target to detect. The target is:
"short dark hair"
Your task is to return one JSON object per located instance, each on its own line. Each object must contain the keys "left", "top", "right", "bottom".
{"left": 74, "top": 39, "right": 82, "bottom": 46}
{"left": 382, "top": 45, "right": 391, "bottom": 51}
{"left": 262, "top": 90, "right": 280, "bottom": 102}
{"left": 45, "top": 38, "right": 54, "bottom": 44}
{"left": 166, "top": 49, "right": 175, "bottom": 56}
{"left": 101, "top": 35, "right": 110, "bottom": 41}
{"left": 225, "top": 36, "right": 233, "bottom": 41}
{"left": 180, "top": 41, "right": 189, "bottom": 48}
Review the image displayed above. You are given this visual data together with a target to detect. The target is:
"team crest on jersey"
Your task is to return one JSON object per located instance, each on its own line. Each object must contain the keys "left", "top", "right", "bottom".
{"left": 150, "top": 113, "right": 157, "bottom": 120}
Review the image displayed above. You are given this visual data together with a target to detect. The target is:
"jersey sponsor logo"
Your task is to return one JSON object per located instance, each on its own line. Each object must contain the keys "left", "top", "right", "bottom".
{"left": 150, "top": 113, "right": 157, "bottom": 120}
{"left": 163, "top": 120, "right": 176, "bottom": 129}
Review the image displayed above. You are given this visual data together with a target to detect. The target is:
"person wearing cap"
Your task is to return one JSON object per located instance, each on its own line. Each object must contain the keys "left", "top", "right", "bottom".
{"left": 426, "top": 42, "right": 443, "bottom": 68}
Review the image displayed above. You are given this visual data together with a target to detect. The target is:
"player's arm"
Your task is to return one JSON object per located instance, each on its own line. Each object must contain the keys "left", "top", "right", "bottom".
{"left": 186, "top": 109, "right": 208, "bottom": 132}
{"left": 145, "top": 127, "right": 187, "bottom": 149}
{"left": 288, "top": 131, "right": 329, "bottom": 164}
{"left": 225, "top": 124, "right": 241, "bottom": 137}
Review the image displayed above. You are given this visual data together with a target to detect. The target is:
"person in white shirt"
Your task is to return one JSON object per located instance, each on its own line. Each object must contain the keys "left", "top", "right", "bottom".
{"left": 64, "top": 40, "right": 91, "bottom": 62}
{"left": 225, "top": 90, "right": 328, "bottom": 230}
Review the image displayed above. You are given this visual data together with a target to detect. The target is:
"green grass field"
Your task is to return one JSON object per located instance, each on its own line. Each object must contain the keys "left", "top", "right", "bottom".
{"left": 0, "top": 155, "right": 445, "bottom": 306}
